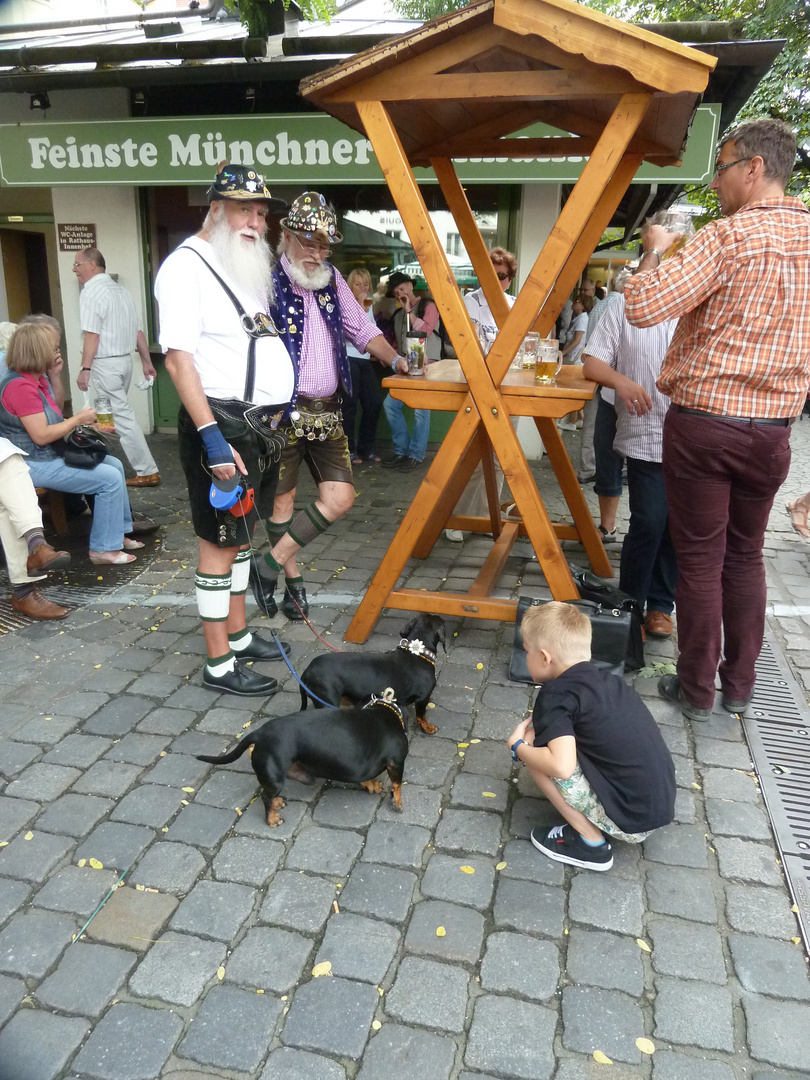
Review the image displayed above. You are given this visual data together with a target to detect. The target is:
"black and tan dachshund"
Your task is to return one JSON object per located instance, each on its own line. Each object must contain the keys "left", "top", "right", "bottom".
{"left": 298, "top": 614, "right": 446, "bottom": 734}
{"left": 196, "top": 692, "right": 408, "bottom": 827}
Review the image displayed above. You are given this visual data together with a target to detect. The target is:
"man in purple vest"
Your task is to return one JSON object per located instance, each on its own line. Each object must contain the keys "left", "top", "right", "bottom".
{"left": 250, "top": 192, "right": 407, "bottom": 620}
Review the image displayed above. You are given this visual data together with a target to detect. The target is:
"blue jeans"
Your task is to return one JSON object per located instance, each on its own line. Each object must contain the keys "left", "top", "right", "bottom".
{"left": 593, "top": 396, "right": 623, "bottom": 497}
{"left": 620, "top": 457, "right": 677, "bottom": 616}
{"left": 27, "top": 454, "right": 132, "bottom": 552}
{"left": 383, "top": 395, "right": 429, "bottom": 461}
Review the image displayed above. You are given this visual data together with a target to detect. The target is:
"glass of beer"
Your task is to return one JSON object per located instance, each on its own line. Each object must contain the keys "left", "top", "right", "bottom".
{"left": 406, "top": 331, "right": 427, "bottom": 375}
{"left": 535, "top": 339, "right": 563, "bottom": 384}
{"left": 94, "top": 395, "right": 115, "bottom": 432}
{"left": 522, "top": 331, "right": 540, "bottom": 370}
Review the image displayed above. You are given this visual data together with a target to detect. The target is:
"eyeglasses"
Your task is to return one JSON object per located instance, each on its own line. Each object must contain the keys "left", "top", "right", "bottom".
{"left": 495, "top": 272, "right": 510, "bottom": 281}
{"left": 713, "top": 157, "right": 750, "bottom": 177}
{"left": 294, "top": 235, "right": 330, "bottom": 255}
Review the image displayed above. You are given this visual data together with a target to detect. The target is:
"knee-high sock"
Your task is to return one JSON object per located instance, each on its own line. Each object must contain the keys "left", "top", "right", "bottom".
{"left": 230, "top": 549, "right": 250, "bottom": 596}
{"left": 196, "top": 568, "right": 234, "bottom": 673}
{"left": 288, "top": 502, "right": 331, "bottom": 549}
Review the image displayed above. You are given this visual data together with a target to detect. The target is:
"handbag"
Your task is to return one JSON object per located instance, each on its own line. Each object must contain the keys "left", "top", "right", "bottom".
{"left": 566, "top": 562, "right": 645, "bottom": 671}
{"left": 509, "top": 595, "right": 632, "bottom": 684}
{"left": 54, "top": 426, "right": 108, "bottom": 470}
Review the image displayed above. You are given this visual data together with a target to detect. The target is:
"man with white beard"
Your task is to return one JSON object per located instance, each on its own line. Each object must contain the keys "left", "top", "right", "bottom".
{"left": 250, "top": 191, "right": 408, "bottom": 621}
{"left": 155, "top": 164, "right": 294, "bottom": 697}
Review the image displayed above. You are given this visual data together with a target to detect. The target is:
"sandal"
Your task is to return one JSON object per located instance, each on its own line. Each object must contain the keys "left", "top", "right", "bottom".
{"left": 786, "top": 499, "right": 810, "bottom": 542}
{"left": 351, "top": 455, "right": 363, "bottom": 466}
{"left": 122, "top": 538, "right": 145, "bottom": 551}
{"left": 364, "top": 453, "right": 382, "bottom": 463}
{"left": 89, "top": 550, "right": 137, "bottom": 565}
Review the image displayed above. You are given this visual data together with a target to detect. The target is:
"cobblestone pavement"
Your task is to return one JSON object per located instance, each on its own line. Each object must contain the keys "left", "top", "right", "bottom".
{"left": 1, "top": 421, "right": 810, "bottom": 1080}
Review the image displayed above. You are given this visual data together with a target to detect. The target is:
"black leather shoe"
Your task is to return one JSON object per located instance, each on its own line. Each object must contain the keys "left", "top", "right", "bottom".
{"left": 399, "top": 456, "right": 424, "bottom": 471}
{"left": 237, "top": 633, "right": 291, "bottom": 662}
{"left": 721, "top": 692, "right": 753, "bottom": 715}
{"left": 382, "top": 453, "right": 407, "bottom": 469}
{"left": 203, "top": 659, "right": 278, "bottom": 697}
{"left": 281, "top": 583, "right": 309, "bottom": 620}
{"left": 249, "top": 553, "right": 278, "bottom": 617}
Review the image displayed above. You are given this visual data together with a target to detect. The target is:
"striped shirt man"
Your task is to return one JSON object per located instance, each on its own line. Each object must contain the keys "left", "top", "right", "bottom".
{"left": 79, "top": 274, "right": 140, "bottom": 357}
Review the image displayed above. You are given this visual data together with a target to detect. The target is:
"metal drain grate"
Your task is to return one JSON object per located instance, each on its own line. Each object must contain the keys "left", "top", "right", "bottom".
{"left": 744, "top": 627, "right": 810, "bottom": 951}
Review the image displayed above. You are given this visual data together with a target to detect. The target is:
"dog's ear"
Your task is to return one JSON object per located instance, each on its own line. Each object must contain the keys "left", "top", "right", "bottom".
{"left": 400, "top": 617, "right": 416, "bottom": 638}
{"left": 436, "top": 618, "right": 447, "bottom": 652}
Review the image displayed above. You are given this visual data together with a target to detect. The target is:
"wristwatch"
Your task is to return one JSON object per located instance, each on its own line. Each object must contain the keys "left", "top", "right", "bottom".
{"left": 644, "top": 249, "right": 663, "bottom": 264}
{"left": 510, "top": 739, "right": 526, "bottom": 762}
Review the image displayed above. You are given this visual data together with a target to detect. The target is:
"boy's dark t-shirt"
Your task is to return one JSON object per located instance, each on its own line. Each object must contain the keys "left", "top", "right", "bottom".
{"left": 531, "top": 661, "right": 675, "bottom": 833}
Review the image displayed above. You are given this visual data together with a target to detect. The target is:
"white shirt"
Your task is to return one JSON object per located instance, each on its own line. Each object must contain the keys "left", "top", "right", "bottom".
{"left": 80, "top": 273, "right": 140, "bottom": 358}
{"left": 0, "top": 436, "right": 26, "bottom": 465}
{"left": 566, "top": 312, "right": 589, "bottom": 363}
{"left": 584, "top": 294, "right": 676, "bottom": 462}
{"left": 464, "top": 286, "right": 516, "bottom": 337}
{"left": 154, "top": 235, "right": 294, "bottom": 406}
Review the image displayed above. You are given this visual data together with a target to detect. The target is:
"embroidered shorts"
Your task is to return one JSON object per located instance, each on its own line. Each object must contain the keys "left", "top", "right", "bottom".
{"left": 276, "top": 397, "right": 354, "bottom": 495}
{"left": 552, "top": 763, "right": 651, "bottom": 844}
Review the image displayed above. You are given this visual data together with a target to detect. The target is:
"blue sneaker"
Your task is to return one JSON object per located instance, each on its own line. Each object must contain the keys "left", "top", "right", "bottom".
{"left": 531, "top": 823, "right": 613, "bottom": 871}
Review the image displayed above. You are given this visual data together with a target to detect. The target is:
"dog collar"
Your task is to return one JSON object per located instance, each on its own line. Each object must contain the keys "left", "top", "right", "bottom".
{"left": 365, "top": 687, "right": 405, "bottom": 728}
{"left": 398, "top": 638, "right": 436, "bottom": 666}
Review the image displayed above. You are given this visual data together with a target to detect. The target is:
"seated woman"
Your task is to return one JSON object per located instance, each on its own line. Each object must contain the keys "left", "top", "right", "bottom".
{"left": 0, "top": 322, "right": 140, "bottom": 566}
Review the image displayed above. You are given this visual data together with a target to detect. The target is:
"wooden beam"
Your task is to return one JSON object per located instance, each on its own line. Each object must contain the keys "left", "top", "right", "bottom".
{"left": 415, "top": 137, "right": 598, "bottom": 166}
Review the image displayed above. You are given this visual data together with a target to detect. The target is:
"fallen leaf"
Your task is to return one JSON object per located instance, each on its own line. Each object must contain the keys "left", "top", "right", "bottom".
{"left": 495, "top": 861, "right": 507, "bottom": 871}
{"left": 0, "top": 842, "right": 8, "bottom": 848}
{"left": 257, "top": 989, "right": 264, "bottom": 994}
{"left": 94, "top": 664, "right": 102, "bottom": 669}
{"left": 160, "top": 751, "right": 167, "bottom": 757}
{"left": 181, "top": 800, "right": 189, "bottom": 806}
{"left": 636, "top": 1038, "right": 655, "bottom": 1055}
{"left": 24, "top": 832, "right": 33, "bottom": 841}
{"left": 427, "top": 702, "right": 435, "bottom": 709}
{"left": 482, "top": 792, "right": 497, "bottom": 798}
{"left": 242, "top": 722, "right": 251, "bottom": 730}
{"left": 636, "top": 938, "right": 652, "bottom": 953}
{"left": 470, "top": 738, "right": 481, "bottom": 744}
{"left": 372, "top": 1020, "right": 382, "bottom": 1030}
{"left": 435, "top": 926, "right": 446, "bottom": 937}
{"left": 161, "top": 827, "right": 169, "bottom": 833}
{"left": 312, "top": 961, "right": 333, "bottom": 978}
{"left": 377, "top": 986, "right": 384, "bottom": 997}
{"left": 692, "top": 782, "right": 702, "bottom": 790}
{"left": 792, "top": 905, "right": 799, "bottom": 913}
{"left": 458, "top": 751, "right": 465, "bottom": 758}
{"left": 181, "top": 787, "right": 195, "bottom": 793}
{"left": 217, "top": 966, "right": 225, "bottom": 980}
{"left": 457, "top": 742, "right": 469, "bottom": 748}
{"left": 460, "top": 865, "right": 475, "bottom": 875}
{"left": 89, "top": 859, "right": 104, "bottom": 869}
{"left": 791, "top": 937, "right": 802, "bottom": 945}
{"left": 476, "top": 662, "right": 484, "bottom": 670}
{"left": 593, "top": 1050, "right": 613, "bottom": 1065}
{"left": 77, "top": 859, "right": 87, "bottom": 867}
{"left": 135, "top": 884, "right": 145, "bottom": 891}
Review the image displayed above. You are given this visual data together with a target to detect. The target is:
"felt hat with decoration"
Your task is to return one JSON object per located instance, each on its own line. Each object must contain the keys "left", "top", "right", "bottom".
{"left": 281, "top": 191, "right": 343, "bottom": 244}
{"left": 208, "top": 163, "right": 287, "bottom": 212}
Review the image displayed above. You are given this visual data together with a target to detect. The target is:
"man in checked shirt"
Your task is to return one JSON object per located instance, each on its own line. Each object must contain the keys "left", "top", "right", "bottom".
{"left": 249, "top": 192, "right": 408, "bottom": 621}
{"left": 624, "top": 119, "right": 810, "bottom": 723}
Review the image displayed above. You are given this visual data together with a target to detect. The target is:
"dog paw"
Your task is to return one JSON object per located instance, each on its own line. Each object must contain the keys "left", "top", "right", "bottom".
{"left": 390, "top": 782, "right": 403, "bottom": 810}
{"left": 271, "top": 796, "right": 286, "bottom": 810}
{"left": 417, "top": 717, "right": 439, "bottom": 735}
{"left": 266, "top": 811, "right": 284, "bottom": 827}
{"left": 360, "top": 780, "right": 383, "bottom": 795}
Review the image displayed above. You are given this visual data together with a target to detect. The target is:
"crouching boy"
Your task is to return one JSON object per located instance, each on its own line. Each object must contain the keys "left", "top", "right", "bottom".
{"left": 507, "top": 602, "right": 675, "bottom": 871}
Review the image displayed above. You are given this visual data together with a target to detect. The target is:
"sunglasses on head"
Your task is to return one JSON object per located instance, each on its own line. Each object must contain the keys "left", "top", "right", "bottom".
{"left": 495, "top": 271, "right": 510, "bottom": 281}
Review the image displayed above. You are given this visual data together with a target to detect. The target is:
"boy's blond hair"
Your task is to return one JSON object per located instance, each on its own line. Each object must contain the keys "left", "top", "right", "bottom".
{"left": 521, "top": 602, "right": 592, "bottom": 666}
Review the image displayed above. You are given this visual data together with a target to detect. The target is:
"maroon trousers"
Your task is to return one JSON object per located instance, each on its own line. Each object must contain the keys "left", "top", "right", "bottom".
{"left": 662, "top": 408, "right": 791, "bottom": 709}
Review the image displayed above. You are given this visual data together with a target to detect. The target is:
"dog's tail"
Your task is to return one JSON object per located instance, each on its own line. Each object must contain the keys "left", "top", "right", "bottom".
{"left": 196, "top": 738, "right": 254, "bottom": 766}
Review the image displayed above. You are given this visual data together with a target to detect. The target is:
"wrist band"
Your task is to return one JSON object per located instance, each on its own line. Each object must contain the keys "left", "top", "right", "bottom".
{"left": 198, "top": 422, "right": 233, "bottom": 468}
{"left": 81, "top": 367, "right": 92, "bottom": 371}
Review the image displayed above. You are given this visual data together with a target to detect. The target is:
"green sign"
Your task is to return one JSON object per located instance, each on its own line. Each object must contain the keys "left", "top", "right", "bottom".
{"left": 0, "top": 105, "right": 718, "bottom": 187}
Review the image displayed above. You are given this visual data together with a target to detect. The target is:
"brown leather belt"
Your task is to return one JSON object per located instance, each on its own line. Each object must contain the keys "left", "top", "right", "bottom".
{"left": 294, "top": 395, "right": 341, "bottom": 412}
{"left": 671, "top": 403, "right": 792, "bottom": 427}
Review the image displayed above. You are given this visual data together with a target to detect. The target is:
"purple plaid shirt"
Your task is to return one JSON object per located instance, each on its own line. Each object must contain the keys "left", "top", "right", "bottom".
{"left": 280, "top": 254, "right": 380, "bottom": 397}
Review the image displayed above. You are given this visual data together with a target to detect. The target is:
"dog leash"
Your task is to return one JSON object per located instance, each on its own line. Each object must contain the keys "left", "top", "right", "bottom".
{"left": 270, "top": 629, "right": 335, "bottom": 708}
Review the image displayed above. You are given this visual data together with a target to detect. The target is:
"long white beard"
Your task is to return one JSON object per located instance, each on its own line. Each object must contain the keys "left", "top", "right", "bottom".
{"left": 284, "top": 255, "right": 332, "bottom": 292}
{"left": 208, "top": 211, "right": 275, "bottom": 303}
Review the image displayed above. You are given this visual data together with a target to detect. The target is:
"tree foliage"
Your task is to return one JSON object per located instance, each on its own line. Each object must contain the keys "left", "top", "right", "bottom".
{"left": 224, "top": 0, "right": 337, "bottom": 35}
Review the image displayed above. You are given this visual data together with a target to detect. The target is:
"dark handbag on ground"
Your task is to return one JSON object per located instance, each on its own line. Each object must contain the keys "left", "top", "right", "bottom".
{"left": 566, "top": 561, "right": 645, "bottom": 671}
{"left": 509, "top": 595, "right": 633, "bottom": 684}
{"left": 54, "top": 426, "right": 108, "bottom": 470}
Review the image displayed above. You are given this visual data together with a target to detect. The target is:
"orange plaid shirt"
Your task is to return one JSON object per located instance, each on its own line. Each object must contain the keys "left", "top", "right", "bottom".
{"left": 624, "top": 197, "right": 810, "bottom": 418}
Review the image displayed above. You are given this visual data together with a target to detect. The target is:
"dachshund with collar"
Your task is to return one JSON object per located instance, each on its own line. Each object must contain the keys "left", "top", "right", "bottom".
{"left": 299, "top": 614, "right": 446, "bottom": 734}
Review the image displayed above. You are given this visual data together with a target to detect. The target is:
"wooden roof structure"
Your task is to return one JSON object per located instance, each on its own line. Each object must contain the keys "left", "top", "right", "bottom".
{"left": 300, "top": 0, "right": 718, "bottom": 641}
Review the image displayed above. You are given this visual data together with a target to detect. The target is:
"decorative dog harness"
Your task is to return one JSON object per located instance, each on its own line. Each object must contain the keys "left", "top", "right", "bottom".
{"left": 365, "top": 687, "right": 405, "bottom": 729}
{"left": 398, "top": 638, "right": 436, "bottom": 667}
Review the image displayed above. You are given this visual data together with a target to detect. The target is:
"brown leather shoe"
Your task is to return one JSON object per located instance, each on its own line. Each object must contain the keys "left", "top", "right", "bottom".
{"left": 27, "top": 543, "right": 71, "bottom": 574}
{"left": 126, "top": 473, "right": 160, "bottom": 487}
{"left": 12, "top": 589, "right": 69, "bottom": 621}
{"left": 644, "top": 610, "right": 673, "bottom": 638}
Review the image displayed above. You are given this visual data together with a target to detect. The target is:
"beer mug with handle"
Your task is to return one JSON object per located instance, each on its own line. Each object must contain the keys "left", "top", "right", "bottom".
{"left": 535, "top": 339, "right": 563, "bottom": 384}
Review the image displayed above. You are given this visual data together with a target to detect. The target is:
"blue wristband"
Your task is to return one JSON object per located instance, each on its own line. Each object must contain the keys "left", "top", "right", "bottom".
{"left": 198, "top": 422, "right": 233, "bottom": 468}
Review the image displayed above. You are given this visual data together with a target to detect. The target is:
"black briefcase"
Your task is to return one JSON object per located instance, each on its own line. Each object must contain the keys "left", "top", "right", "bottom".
{"left": 509, "top": 595, "right": 633, "bottom": 684}
{"left": 566, "top": 562, "right": 645, "bottom": 671}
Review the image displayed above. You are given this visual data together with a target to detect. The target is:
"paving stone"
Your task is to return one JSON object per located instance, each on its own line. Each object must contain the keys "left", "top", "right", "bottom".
{"left": 13, "top": 715, "right": 79, "bottom": 746}
{"left": 552, "top": 1063, "right": 640, "bottom": 1080}
{"left": 561, "top": 985, "right": 645, "bottom": 1064}
{"left": 0, "top": 909, "right": 76, "bottom": 978}
{"left": 4, "top": 762, "right": 81, "bottom": 803}
{"left": 170, "top": 879, "right": 256, "bottom": 941}
{"left": 0, "top": 797, "right": 39, "bottom": 842}
{"left": 177, "top": 984, "right": 283, "bottom": 1073}
{"left": 126, "top": 672, "right": 184, "bottom": 698}
{"left": 257, "top": 870, "right": 336, "bottom": 935}
{"left": 356, "top": 1023, "right": 457, "bottom": 1080}
{"left": 645, "top": 866, "right": 719, "bottom": 924}
{"left": 403, "top": 752, "right": 456, "bottom": 788}
{"left": 509, "top": 795, "right": 557, "bottom": 839}
{"left": 81, "top": 695, "right": 154, "bottom": 737}
{"left": 312, "top": 787, "right": 381, "bottom": 828}
{"left": 421, "top": 853, "right": 495, "bottom": 911}
{"left": 359, "top": 823, "right": 430, "bottom": 873}
{"left": 498, "top": 839, "right": 565, "bottom": 886}
{"left": 84, "top": 885, "right": 178, "bottom": 951}
{"left": 742, "top": 995, "right": 810, "bottom": 1072}
{"left": 434, "top": 808, "right": 503, "bottom": 857}
{"left": 109, "top": 784, "right": 186, "bottom": 828}
{"left": 281, "top": 976, "right": 379, "bottom": 1060}
{"left": 164, "top": 802, "right": 237, "bottom": 850}
{"left": 465, "top": 993, "right": 556, "bottom": 1080}
{"left": 653, "top": 977, "right": 734, "bottom": 1051}
{"left": 0, "top": 1009, "right": 89, "bottom": 1080}
{"left": 702, "top": 766, "right": 761, "bottom": 803}
{"left": 104, "top": 732, "right": 171, "bottom": 766}
{"left": 0, "top": 970, "right": 25, "bottom": 1029}
{"left": 129, "top": 931, "right": 225, "bottom": 1006}
{"left": 705, "top": 798, "right": 772, "bottom": 840}
{"left": 286, "top": 826, "right": 365, "bottom": 876}
{"left": 0, "top": 830, "right": 74, "bottom": 883}
{"left": 72, "top": 1000, "right": 183, "bottom": 1080}
{"left": 649, "top": 918, "right": 728, "bottom": 983}
{"left": 449, "top": 772, "right": 510, "bottom": 812}
{"left": 33, "top": 865, "right": 119, "bottom": 917}
{"left": 72, "top": 760, "right": 143, "bottom": 798}
{"left": 226, "top": 925, "right": 313, "bottom": 992}
{"left": 0, "top": 878, "right": 30, "bottom": 928}
{"left": 490, "top": 876, "right": 564, "bottom": 938}
{"left": 145, "top": 753, "right": 211, "bottom": 790}
{"left": 0, "top": 741, "right": 43, "bottom": 778}
{"left": 194, "top": 768, "right": 258, "bottom": 808}
{"left": 714, "top": 837, "right": 784, "bottom": 886}
{"left": 169, "top": 730, "right": 229, "bottom": 758}
{"left": 651, "top": 1051, "right": 737, "bottom": 1079}
{"left": 339, "top": 862, "right": 416, "bottom": 924}
{"left": 44, "top": 690, "right": 111, "bottom": 721}
{"left": 75, "top": 822, "right": 154, "bottom": 871}
{"left": 165, "top": 684, "right": 222, "bottom": 710}
{"left": 233, "top": 796, "right": 307, "bottom": 840}
{"left": 673, "top": 788, "right": 696, "bottom": 823}
{"left": 643, "top": 824, "right": 709, "bottom": 869}
{"left": 43, "top": 734, "right": 112, "bottom": 769}
{"left": 374, "top": 785, "right": 443, "bottom": 828}
{"left": 384, "top": 956, "right": 470, "bottom": 1032}
{"left": 729, "top": 934, "right": 810, "bottom": 999}
{"left": 36, "top": 940, "right": 137, "bottom": 1016}
{"left": 315, "top": 912, "right": 399, "bottom": 984}
{"left": 479, "top": 930, "right": 559, "bottom": 1000}
{"left": 37, "top": 792, "right": 115, "bottom": 839}
{"left": 136, "top": 707, "right": 197, "bottom": 736}
{"left": 405, "top": 900, "right": 485, "bottom": 964}
{"left": 694, "top": 736, "right": 754, "bottom": 769}
{"left": 460, "top": 738, "right": 513, "bottom": 779}
{"left": 212, "top": 836, "right": 284, "bottom": 886}
{"left": 565, "top": 929, "right": 643, "bottom": 996}
{"left": 724, "top": 882, "right": 798, "bottom": 938}
{"left": 261, "top": 1046, "right": 347, "bottom": 1080}
{"left": 129, "top": 841, "right": 206, "bottom": 893}
{"left": 568, "top": 872, "right": 643, "bottom": 936}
